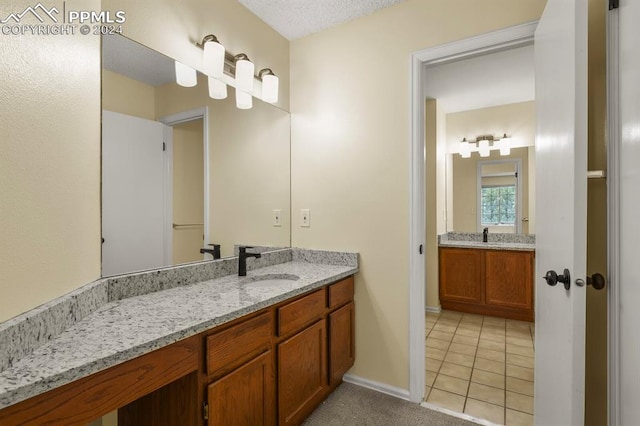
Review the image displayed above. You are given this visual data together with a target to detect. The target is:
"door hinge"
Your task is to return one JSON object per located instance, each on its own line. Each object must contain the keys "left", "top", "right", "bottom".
{"left": 163, "top": 142, "right": 166, "bottom": 151}
{"left": 609, "top": 0, "right": 619, "bottom": 10}
{"left": 203, "top": 402, "right": 209, "bottom": 421}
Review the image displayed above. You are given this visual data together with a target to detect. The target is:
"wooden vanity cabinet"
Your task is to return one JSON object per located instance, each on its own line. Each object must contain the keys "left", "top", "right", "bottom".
{"left": 439, "top": 247, "right": 534, "bottom": 321}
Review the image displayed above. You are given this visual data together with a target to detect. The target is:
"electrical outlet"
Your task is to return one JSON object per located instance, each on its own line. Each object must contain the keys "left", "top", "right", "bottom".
{"left": 300, "top": 209, "right": 310, "bottom": 227}
{"left": 273, "top": 209, "right": 282, "bottom": 227}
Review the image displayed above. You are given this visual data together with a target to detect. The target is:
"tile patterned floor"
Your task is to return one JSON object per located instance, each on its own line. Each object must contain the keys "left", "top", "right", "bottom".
{"left": 425, "top": 310, "right": 535, "bottom": 426}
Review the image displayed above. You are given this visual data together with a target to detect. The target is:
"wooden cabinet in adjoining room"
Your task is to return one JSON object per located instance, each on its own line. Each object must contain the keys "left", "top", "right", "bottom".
{"left": 439, "top": 247, "right": 534, "bottom": 321}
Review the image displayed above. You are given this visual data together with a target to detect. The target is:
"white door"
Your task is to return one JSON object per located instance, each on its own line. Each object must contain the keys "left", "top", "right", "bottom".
{"left": 102, "top": 110, "right": 167, "bottom": 276}
{"left": 533, "top": 0, "right": 588, "bottom": 424}
{"left": 618, "top": 0, "right": 640, "bottom": 422}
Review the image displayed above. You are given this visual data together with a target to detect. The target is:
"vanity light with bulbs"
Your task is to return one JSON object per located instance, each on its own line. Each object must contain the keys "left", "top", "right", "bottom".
{"left": 459, "top": 133, "right": 512, "bottom": 158}
{"left": 174, "top": 33, "right": 280, "bottom": 110}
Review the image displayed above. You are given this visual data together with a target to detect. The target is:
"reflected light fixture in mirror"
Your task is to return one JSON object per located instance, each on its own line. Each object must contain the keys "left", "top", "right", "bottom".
{"left": 499, "top": 133, "right": 511, "bottom": 155}
{"left": 175, "top": 61, "right": 197, "bottom": 87}
{"left": 234, "top": 53, "right": 255, "bottom": 92}
{"left": 208, "top": 76, "right": 227, "bottom": 99}
{"left": 478, "top": 139, "right": 490, "bottom": 157}
{"left": 459, "top": 137, "right": 471, "bottom": 158}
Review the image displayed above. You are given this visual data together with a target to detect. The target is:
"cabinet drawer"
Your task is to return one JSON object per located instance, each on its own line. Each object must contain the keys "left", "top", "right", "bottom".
{"left": 328, "top": 277, "right": 354, "bottom": 309}
{"left": 207, "top": 311, "right": 273, "bottom": 377}
{"left": 278, "top": 289, "right": 325, "bottom": 337}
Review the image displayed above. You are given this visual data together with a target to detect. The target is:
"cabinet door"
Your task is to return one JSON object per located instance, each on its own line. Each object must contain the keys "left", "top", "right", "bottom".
{"left": 439, "top": 248, "right": 483, "bottom": 303}
{"left": 207, "top": 350, "right": 275, "bottom": 426}
{"left": 485, "top": 250, "right": 533, "bottom": 311}
{"left": 329, "top": 302, "right": 355, "bottom": 385}
{"left": 278, "top": 320, "right": 327, "bottom": 426}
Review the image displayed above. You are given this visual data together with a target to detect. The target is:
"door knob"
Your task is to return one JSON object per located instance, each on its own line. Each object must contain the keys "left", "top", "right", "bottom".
{"left": 543, "top": 268, "right": 571, "bottom": 290}
{"left": 575, "top": 273, "right": 606, "bottom": 290}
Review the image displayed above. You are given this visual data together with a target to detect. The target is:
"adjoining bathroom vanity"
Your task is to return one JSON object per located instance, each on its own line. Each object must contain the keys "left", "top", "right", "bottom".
{"left": 0, "top": 249, "right": 358, "bottom": 425}
{"left": 439, "top": 233, "right": 535, "bottom": 322}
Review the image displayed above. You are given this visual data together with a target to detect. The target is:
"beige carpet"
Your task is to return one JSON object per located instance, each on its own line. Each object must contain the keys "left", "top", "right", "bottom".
{"left": 303, "top": 382, "right": 476, "bottom": 425}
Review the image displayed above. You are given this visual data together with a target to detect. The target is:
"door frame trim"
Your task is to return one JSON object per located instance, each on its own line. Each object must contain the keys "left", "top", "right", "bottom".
{"left": 408, "top": 21, "right": 538, "bottom": 402}
{"left": 159, "top": 107, "right": 210, "bottom": 264}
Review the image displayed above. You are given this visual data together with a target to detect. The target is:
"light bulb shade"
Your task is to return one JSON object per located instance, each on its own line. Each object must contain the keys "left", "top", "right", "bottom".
{"left": 459, "top": 141, "right": 471, "bottom": 158}
{"left": 235, "top": 58, "right": 255, "bottom": 92}
{"left": 208, "top": 76, "right": 227, "bottom": 100}
{"left": 499, "top": 137, "right": 511, "bottom": 156}
{"left": 479, "top": 139, "right": 490, "bottom": 157}
{"left": 203, "top": 40, "right": 225, "bottom": 78}
{"left": 175, "top": 61, "right": 197, "bottom": 87}
{"left": 261, "top": 74, "right": 279, "bottom": 103}
{"left": 236, "top": 90, "right": 253, "bottom": 109}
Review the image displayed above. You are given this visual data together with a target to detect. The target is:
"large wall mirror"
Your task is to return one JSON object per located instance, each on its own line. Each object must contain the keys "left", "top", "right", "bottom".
{"left": 101, "top": 35, "right": 291, "bottom": 276}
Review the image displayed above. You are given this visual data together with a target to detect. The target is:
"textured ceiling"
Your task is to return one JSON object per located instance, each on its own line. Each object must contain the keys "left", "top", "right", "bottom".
{"left": 238, "top": 0, "right": 407, "bottom": 40}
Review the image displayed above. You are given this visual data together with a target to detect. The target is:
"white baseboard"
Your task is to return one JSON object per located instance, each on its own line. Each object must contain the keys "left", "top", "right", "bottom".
{"left": 342, "top": 374, "right": 410, "bottom": 401}
{"left": 425, "top": 306, "right": 442, "bottom": 314}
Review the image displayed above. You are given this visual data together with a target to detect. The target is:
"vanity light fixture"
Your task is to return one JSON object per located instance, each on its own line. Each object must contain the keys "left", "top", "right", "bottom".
{"left": 236, "top": 89, "right": 253, "bottom": 110}
{"left": 478, "top": 138, "right": 491, "bottom": 157}
{"left": 459, "top": 138, "right": 472, "bottom": 158}
{"left": 259, "top": 68, "right": 279, "bottom": 104}
{"left": 200, "top": 34, "right": 225, "bottom": 78}
{"left": 174, "top": 61, "right": 197, "bottom": 87}
{"left": 208, "top": 76, "right": 227, "bottom": 99}
{"left": 234, "top": 54, "right": 255, "bottom": 92}
{"left": 499, "top": 133, "right": 511, "bottom": 156}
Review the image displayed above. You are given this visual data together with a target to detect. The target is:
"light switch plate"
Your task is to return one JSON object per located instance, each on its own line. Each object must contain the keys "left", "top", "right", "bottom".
{"left": 300, "top": 209, "right": 310, "bottom": 227}
{"left": 273, "top": 209, "right": 282, "bottom": 227}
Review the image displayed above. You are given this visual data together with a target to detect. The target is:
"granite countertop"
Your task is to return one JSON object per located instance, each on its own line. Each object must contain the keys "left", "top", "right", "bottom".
{"left": 438, "top": 232, "right": 535, "bottom": 252}
{"left": 0, "top": 257, "right": 357, "bottom": 409}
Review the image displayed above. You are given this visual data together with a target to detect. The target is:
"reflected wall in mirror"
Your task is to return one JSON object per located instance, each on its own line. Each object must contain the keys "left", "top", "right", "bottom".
{"left": 447, "top": 101, "right": 536, "bottom": 234}
{"left": 101, "top": 35, "right": 291, "bottom": 276}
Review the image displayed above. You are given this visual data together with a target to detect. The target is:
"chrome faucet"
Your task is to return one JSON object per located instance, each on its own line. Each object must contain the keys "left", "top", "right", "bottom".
{"left": 238, "top": 246, "right": 261, "bottom": 276}
{"left": 483, "top": 228, "right": 489, "bottom": 243}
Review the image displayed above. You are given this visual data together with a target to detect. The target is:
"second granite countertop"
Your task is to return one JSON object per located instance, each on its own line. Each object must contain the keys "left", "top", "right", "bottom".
{"left": 0, "top": 259, "right": 358, "bottom": 409}
{"left": 439, "top": 232, "right": 535, "bottom": 252}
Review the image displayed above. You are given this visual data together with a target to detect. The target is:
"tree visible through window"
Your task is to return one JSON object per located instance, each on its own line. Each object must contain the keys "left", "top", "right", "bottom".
{"left": 481, "top": 185, "right": 516, "bottom": 225}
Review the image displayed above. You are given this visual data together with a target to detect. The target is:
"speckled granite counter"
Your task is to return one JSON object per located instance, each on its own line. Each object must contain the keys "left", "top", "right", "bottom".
{"left": 0, "top": 248, "right": 358, "bottom": 409}
{"left": 439, "top": 232, "right": 535, "bottom": 252}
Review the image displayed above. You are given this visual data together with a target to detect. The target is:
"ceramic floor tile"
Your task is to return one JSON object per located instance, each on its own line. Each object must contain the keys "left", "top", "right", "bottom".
{"left": 456, "top": 328, "right": 481, "bottom": 338}
{"left": 479, "top": 339, "right": 505, "bottom": 351}
{"left": 425, "top": 386, "right": 432, "bottom": 399}
{"left": 483, "top": 317, "right": 506, "bottom": 326}
{"left": 464, "top": 398, "right": 505, "bottom": 425}
{"left": 506, "top": 408, "right": 534, "bottom": 426}
{"left": 453, "top": 334, "right": 479, "bottom": 347}
{"left": 506, "top": 377, "right": 534, "bottom": 397}
{"left": 439, "top": 362, "right": 472, "bottom": 381}
{"left": 426, "top": 337, "right": 451, "bottom": 351}
{"left": 444, "top": 351, "right": 475, "bottom": 368}
{"left": 457, "top": 325, "right": 482, "bottom": 334}
{"left": 448, "top": 342, "right": 477, "bottom": 357}
{"left": 426, "top": 371, "right": 437, "bottom": 387}
{"left": 480, "top": 333, "right": 506, "bottom": 343}
{"left": 427, "top": 388, "right": 466, "bottom": 412}
{"left": 506, "top": 344, "right": 534, "bottom": 357}
{"left": 506, "top": 353, "right": 534, "bottom": 369}
{"left": 482, "top": 324, "right": 506, "bottom": 334}
{"left": 506, "top": 365, "right": 534, "bottom": 381}
{"left": 434, "top": 323, "right": 458, "bottom": 333}
{"left": 461, "top": 314, "right": 484, "bottom": 323}
{"left": 433, "top": 374, "right": 469, "bottom": 396}
{"left": 476, "top": 348, "right": 506, "bottom": 363}
{"left": 468, "top": 382, "right": 505, "bottom": 406}
{"left": 426, "top": 347, "right": 447, "bottom": 361}
{"left": 474, "top": 358, "right": 505, "bottom": 375}
{"left": 506, "top": 336, "right": 534, "bottom": 348}
{"left": 506, "top": 391, "right": 534, "bottom": 414}
{"left": 471, "top": 369, "right": 505, "bottom": 389}
{"left": 441, "top": 311, "right": 464, "bottom": 319}
{"left": 430, "top": 330, "right": 454, "bottom": 342}
{"left": 426, "top": 357, "right": 443, "bottom": 373}
{"left": 438, "top": 317, "right": 462, "bottom": 326}
{"left": 506, "top": 329, "right": 532, "bottom": 338}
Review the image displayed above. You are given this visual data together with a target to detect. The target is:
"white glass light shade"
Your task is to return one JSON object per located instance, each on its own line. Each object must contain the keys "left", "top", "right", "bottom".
{"left": 235, "top": 58, "right": 255, "bottom": 92}
{"left": 236, "top": 90, "right": 253, "bottom": 109}
{"left": 208, "top": 76, "right": 227, "bottom": 99}
{"left": 499, "top": 136, "right": 511, "bottom": 156}
{"left": 261, "top": 74, "right": 279, "bottom": 103}
{"left": 479, "top": 139, "right": 490, "bottom": 157}
{"left": 203, "top": 40, "right": 225, "bottom": 77}
{"left": 175, "top": 61, "right": 197, "bottom": 87}
{"left": 459, "top": 140, "right": 471, "bottom": 158}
